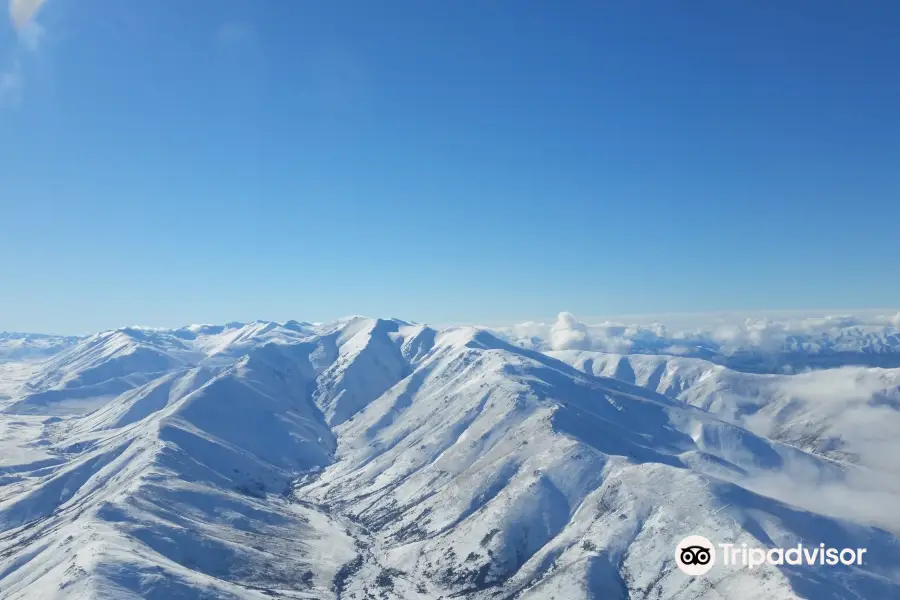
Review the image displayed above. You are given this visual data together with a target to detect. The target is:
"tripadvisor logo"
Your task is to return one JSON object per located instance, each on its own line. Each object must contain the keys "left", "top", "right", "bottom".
{"left": 675, "top": 535, "right": 716, "bottom": 575}
{"left": 675, "top": 536, "right": 868, "bottom": 575}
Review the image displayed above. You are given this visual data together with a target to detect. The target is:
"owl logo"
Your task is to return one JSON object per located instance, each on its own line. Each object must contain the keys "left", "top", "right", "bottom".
{"left": 676, "top": 535, "right": 716, "bottom": 575}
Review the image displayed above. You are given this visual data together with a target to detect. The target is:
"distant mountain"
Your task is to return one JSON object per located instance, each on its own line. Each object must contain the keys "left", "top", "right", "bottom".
{"left": 0, "top": 332, "right": 80, "bottom": 361}
{"left": 2, "top": 321, "right": 332, "bottom": 415}
{"left": 1, "top": 318, "right": 899, "bottom": 599}
{"left": 496, "top": 312, "right": 900, "bottom": 373}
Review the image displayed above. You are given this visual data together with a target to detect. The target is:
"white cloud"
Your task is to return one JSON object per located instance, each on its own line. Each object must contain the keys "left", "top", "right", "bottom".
{"left": 493, "top": 309, "right": 900, "bottom": 359}
{"left": 536, "top": 312, "right": 636, "bottom": 353}
{"left": 744, "top": 468, "right": 900, "bottom": 535}
{"left": 550, "top": 312, "right": 591, "bottom": 351}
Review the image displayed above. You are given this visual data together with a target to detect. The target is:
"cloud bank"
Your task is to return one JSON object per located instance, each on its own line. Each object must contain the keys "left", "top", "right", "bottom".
{"left": 494, "top": 310, "right": 900, "bottom": 370}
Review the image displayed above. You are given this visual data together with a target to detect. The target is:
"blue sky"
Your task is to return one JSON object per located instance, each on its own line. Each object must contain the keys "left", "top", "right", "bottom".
{"left": 2, "top": 1, "right": 899, "bottom": 334}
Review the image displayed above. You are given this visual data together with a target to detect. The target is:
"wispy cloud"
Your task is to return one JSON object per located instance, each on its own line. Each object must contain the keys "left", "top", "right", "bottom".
{"left": 1, "top": 15, "right": 45, "bottom": 108}
{"left": 9, "top": 0, "right": 47, "bottom": 30}
{"left": 0, "top": 60, "right": 22, "bottom": 107}
{"left": 16, "top": 15, "right": 44, "bottom": 50}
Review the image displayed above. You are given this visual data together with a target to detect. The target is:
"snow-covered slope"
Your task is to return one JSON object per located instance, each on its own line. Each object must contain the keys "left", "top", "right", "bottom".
{"left": 550, "top": 351, "right": 900, "bottom": 470}
{"left": 550, "top": 350, "right": 900, "bottom": 535}
{"left": 1, "top": 318, "right": 899, "bottom": 599}
{"left": 0, "top": 339, "right": 347, "bottom": 599}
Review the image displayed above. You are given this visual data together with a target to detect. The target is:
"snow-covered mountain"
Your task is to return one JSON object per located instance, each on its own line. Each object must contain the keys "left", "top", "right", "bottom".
{"left": 550, "top": 351, "right": 900, "bottom": 454}
{"left": 0, "top": 333, "right": 79, "bottom": 362}
{"left": 1, "top": 316, "right": 899, "bottom": 599}
{"left": 2, "top": 321, "right": 333, "bottom": 416}
{"left": 549, "top": 350, "right": 900, "bottom": 530}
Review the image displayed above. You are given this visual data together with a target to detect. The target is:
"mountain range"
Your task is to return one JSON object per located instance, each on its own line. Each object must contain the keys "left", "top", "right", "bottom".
{"left": 1, "top": 315, "right": 899, "bottom": 599}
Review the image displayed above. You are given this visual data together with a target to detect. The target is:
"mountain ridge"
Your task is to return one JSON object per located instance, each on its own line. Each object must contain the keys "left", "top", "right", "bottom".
{"left": 1, "top": 317, "right": 899, "bottom": 599}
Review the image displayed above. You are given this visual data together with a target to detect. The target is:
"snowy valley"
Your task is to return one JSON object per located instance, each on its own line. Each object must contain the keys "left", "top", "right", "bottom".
{"left": 1, "top": 315, "right": 899, "bottom": 599}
